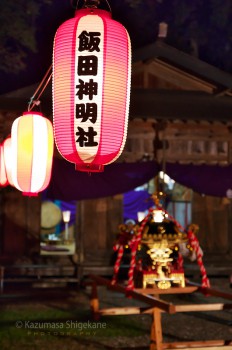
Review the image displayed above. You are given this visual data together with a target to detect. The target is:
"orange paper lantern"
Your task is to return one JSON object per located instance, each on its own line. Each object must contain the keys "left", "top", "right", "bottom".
{"left": 10, "top": 112, "right": 54, "bottom": 196}
{"left": 53, "top": 7, "right": 131, "bottom": 172}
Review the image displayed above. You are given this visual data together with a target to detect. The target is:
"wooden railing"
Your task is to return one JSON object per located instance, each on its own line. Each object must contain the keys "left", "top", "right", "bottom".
{"left": 0, "top": 264, "right": 79, "bottom": 293}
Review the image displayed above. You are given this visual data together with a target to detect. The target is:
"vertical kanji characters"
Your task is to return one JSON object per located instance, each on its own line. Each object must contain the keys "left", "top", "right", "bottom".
{"left": 75, "top": 30, "right": 102, "bottom": 148}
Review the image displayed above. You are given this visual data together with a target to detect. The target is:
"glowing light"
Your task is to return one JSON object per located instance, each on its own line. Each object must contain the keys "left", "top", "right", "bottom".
{"left": 11, "top": 112, "right": 54, "bottom": 196}
{"left": 53, "top": 8, "right": 131, "bottom": 172}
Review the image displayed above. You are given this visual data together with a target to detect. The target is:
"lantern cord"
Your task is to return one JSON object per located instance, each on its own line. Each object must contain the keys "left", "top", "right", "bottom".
{"left": 104, "top": 0, "right": 112, "bottom": 12}
{"left": 73, "top": 0, "right": 78, "bottom": 8}
{"left": 28, "top": 64, "right": 52, "bottom": 112}
{"left": 74, "top": 0, "right": 80, "bottom": 8}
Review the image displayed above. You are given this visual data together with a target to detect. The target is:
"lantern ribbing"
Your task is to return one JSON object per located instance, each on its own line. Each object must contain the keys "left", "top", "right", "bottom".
{"left": 53, "top": 7, "right": 131, "bottom": 172}
{"left": 10, "top": 112, "right": 54, "bottom": 196}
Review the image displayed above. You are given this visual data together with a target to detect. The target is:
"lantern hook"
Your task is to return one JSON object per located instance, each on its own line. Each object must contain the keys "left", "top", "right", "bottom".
{"left": 73, "top": 0, "right": 112, "bottom": 12}
{"left": 83, "top": 0, "right": 100, "bottom": 8}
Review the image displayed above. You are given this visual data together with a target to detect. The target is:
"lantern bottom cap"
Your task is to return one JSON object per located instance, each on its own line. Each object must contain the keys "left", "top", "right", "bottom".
{"left": 75, "top": 164, "right": 104, "bottom": 173}
{"left": 22, "top": 192, "right": 38, "bottom": 197}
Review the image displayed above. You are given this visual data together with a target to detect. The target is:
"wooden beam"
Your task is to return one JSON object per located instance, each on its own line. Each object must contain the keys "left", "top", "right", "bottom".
{"left": 162, "top": 340, "right": 232, "bottom": 349}
{"left": 98, "top": 302, "right": 232, "bottom": 315}
{"left": 88, "top": 275, "right": 176, "bottom": 314}
{"left": 2, "top": 89, "right": 232, "bottom": 122}
{"left": 135, "top": 286, "right": 198, "bottom": 295}
{"left": 174, "top": 303, "right": 232, "bottom": 312}
{"left": 128, "top": 289, "right": 176, "bottom": 314}
{"left": 186, "top": 280, "right": 232, "bottom": 301}
{"left": 98, "top": 306, "right": 151, "bottom": 316}
{"left": 129, "top": 89, "right": 232, "bottom": 122}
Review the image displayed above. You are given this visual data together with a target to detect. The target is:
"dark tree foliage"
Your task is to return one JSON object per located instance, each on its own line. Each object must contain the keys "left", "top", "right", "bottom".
{"left": 114, "top": 0, "right": 232, "bottom": 73}
{"left": 1, "top": 0, "right": 232, "bottom": 88}
{"left": 0, "top": 0, "right": 52, "bottom": 73}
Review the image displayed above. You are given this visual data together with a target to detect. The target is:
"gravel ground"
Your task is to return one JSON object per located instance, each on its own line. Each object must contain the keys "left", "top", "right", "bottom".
{"left": 0, "top": 277, "right": 231, "bottom": 349}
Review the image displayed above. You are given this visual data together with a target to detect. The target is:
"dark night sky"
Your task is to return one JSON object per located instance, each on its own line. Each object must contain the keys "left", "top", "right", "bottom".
{"left": 1, "top": 0, "right": 232, "bottom": 95}
{"left": 1, "top": 0, "right": 147, "bottom": 95}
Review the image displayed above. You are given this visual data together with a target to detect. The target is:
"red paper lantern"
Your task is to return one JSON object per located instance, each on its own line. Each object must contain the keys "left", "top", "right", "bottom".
{"left": 0, "top": 143, "right": 8, "bottom": 187}
{"left": 10, "top": 112, "right": 54, "bottom": 196}
{"left": 53, "top": 7, "right": 131, "bottom": 172}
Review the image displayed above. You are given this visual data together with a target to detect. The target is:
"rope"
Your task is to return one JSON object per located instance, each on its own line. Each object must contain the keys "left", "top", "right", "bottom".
{"left": 28, "top": 65, "right": 52, "bottom": 112}
{"left": 126, "top": 208, "right": 153, "bottom": 290}
{"left": 111, "top": 244, "right": 124, "bottom": 285}
{"left": 157, "top": 205, "right": 210, "bottom": 288}
{"left": 187, "top": 230, "right": 210, "bottom": 288}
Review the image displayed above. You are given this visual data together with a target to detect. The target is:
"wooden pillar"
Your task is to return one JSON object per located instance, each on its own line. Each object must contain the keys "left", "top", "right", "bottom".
{"left": 0, "top": 266, "right": 4, "bottom": 294}
{"left": 192, "top": 192, "right": 230, "bottom": 259}
{"left": 90, "top": 282, "right": 100, "bottom": 320}
{"left": 150, "top": 306, "right": 163, "bottom": 350}
{"left": 77, "top": 195, "right": 123, "bottom": 268}
{"left": 150, "top": 294, "right": 163, "bottom": 350}
{"left": 2, "top": 189, "right": 41, "bottom": 262}
{"left": 25, "top": 195, "right": 41, "bottom": 258}
{"left": 228, "top": 200, "right": 232, "bottom": 258}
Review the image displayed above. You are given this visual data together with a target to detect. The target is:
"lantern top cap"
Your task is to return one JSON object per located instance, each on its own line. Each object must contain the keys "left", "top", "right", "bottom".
{"left": 75, "top": 7, "right": 111, "bottom": 18}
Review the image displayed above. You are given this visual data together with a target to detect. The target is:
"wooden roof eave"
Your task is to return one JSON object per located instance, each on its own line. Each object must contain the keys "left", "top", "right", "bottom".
{"left": 133, "top": 41, "right": 232, "bottom": 92}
